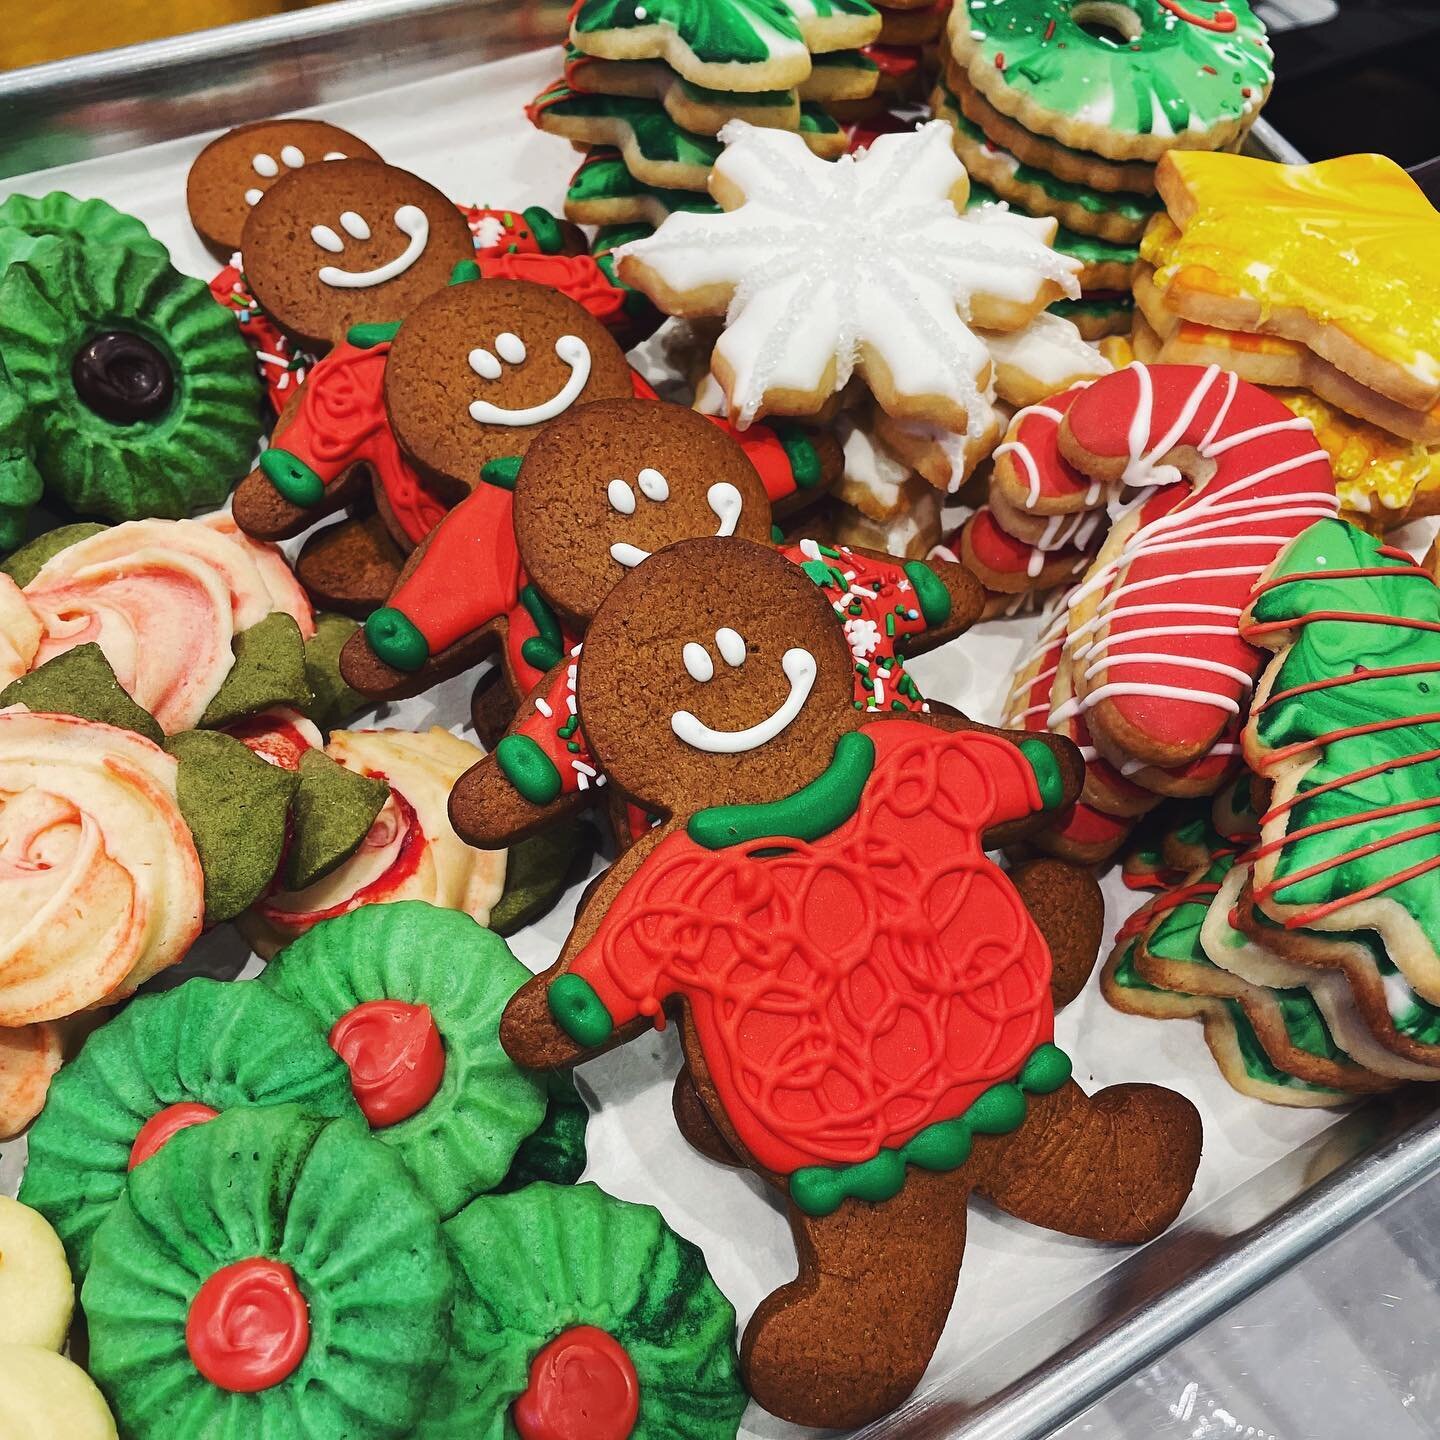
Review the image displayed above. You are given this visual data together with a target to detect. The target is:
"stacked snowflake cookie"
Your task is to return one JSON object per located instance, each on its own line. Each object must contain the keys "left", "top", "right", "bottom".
{"left": 1133, "top": 149, "right": 1440, "bottom": 530}
{"left": 1103, "top": 518, "right": 1440, "bottom": 1102}
{"left": 936, "top": 0, "right": 1274, "bottom": 340}
{"left": 998, "top": 361, "right": 1339, "bottom": 863}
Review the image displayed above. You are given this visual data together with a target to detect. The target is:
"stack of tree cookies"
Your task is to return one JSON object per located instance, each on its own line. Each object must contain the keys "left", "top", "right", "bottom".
{"left": 539, "top": 0, "right": 886, "bottom": 274}
{"left": 1133, "top": 149, "right": 1440, "bottom": 533}
{"left": 934, "top": 0, "right": 1275, "bottom": 339}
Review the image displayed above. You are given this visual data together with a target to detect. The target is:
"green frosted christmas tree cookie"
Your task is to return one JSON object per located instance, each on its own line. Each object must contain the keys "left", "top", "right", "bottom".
{"left": 84, "top": 1104, "right": 452, "bottom": 1440}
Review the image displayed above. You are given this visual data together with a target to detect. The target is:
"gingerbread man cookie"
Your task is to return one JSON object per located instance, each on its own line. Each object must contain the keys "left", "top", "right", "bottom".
{"left": 187, "top": 119, "right": 380, "bottom": 261}
{"left": 241, "top": 158, "right": 474, "bottom": 354}
{"left": 491, "top": 537, "right": 1202, "bottom": 1428}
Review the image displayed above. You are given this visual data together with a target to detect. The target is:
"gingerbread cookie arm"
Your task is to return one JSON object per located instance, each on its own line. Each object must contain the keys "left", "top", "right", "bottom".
{"left": 1010, "top": 858, "right": 1105, "bottom": 1009}
{"left": 498, "top": 824, "right": 674, "bottom": 1070}
{"left": 847, "top": 544, "right": 985, "bottom": 652}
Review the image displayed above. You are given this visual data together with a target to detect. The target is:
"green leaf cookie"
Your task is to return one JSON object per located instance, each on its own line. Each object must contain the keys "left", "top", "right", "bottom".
{"left": 303, "top": 611, "right": 368, "bottom": 730}
{"left": 284, "top": 749, "right": 390, "bottom": 891}
{"left": 419, "top": 1183, "right": 746, "bottom": 1439}
{"left": 0, "top": 642, "right": 163, "bottom": 742}
{"left": 19, "top": 979, "right": 356, "bottom": 1279}
{"left": 84, "top": 1104, "right": 452, "bottom": 1440}
{"left": 261, "top": 902, "right": 548, "bottom": 1215}
{"left": 198, "top": 612, "right": 312, "bottom": 728}
{"left": 166, "top": 729, "right": 298, "bottom": 923}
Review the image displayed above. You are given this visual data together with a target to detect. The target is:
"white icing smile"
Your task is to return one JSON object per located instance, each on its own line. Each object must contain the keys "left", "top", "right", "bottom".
{"left": 313, "top": 204, "right": 430, "bottom": 288}
{"left": 607, "top": 480, "right": 745, "bottom": 568}
{"left": 671, "top": 641, "right": 816, "bottom": 753}
{"left": 468, "top": 334, "right": 592, "bottom": 427}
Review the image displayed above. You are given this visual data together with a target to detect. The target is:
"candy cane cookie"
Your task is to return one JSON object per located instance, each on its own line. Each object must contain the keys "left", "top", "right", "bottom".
{"left": 1054, "top": 363, "right": 1337, "bottom": 780}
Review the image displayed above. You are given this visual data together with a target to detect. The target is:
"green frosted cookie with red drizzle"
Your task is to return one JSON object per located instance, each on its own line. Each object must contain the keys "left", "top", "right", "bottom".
{"left": 419, "top": 1182, "right": 746, "bottom": 1439}
{"left": 83, "top": 1104, "right": 452, "bottom": 1440}
{"left": 260, "top": 900, "right": 559, "bottom": 1215}
{"left": 18, "top": 978, "right": 356, "bottom": 1280}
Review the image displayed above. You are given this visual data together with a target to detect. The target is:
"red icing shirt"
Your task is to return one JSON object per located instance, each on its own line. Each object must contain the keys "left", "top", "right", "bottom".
{"left": 267, "top": 339, "right": 447, "bottom": 546}
{"left": 210, "top": 263, "right": 315, "bottom": 414}
{"left": 566, "top": 721, "right": 1055, "bottom": 1176}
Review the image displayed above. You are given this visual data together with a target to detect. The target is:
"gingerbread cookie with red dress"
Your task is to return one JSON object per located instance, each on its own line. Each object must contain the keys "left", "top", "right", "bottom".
{"left": 493, "top": 536, "right": 1202, "bottom": 1429}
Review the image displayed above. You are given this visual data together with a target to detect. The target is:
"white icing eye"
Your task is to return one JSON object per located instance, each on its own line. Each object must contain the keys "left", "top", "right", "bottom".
{"left": 322, "top": 150, "right": 347, "bottom": 160}
{"left": 244, "top": 188, "right": 264, "bottom": 207}
{"left": 469, "top": 347, "right": 502, "bottom": 381}
{"left": 495, "top": 332, "right": 527, "bottom": 365}
{"left": 339, "top": 210, "right": 371, "bottom": 240}
{"left": 251, "top": 152, "right": 278, "bottom": 177}
{"left": 637, "top": 467, "right": 669, "bottom": 502}
{"left": 280, "top": 145, "right": 305, "bottom": 168}
{"left": 715, "top": 628, "right": 746, "bottom": 667}
{"left": 683, "top": 643, "right": 714, "bottom": 683}
{"left": 607, "top": 479, "right": 636, "bottom": 515}
{"left": 310, "top": 224, "right": 344, "bottom": 253}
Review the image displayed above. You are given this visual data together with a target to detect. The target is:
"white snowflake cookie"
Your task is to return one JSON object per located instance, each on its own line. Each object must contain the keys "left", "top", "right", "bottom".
{"left": 616, "top": 119, "right": 1081, "bottom": 437}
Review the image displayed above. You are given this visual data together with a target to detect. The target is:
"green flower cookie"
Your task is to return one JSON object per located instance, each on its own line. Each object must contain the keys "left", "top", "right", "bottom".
{"left": 0, "top": 234, "right": 261, "bottom": 525}
{"left": 420, "top": 1183, "right": 747, "bottom": 1439}
{"left": 0, "top": 191, "right": 169, "bottom": 263}
{"left": 0, "top": 359, "right": 43, "bottom": 552}
{"left": 84, "top": 1105, "right": 452, "bottom": 1440}
{"left": 496, "top": 1072, "right": 590, "bottom": 1192}
{"left": 18, "top": 979, "right": 356, "bottom": 1279}
{"left": 260, "top": 901, "right": 554, "bottom": 1215}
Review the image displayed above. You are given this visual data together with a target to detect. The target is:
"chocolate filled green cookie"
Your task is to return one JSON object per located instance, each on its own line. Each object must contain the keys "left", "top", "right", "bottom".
{"left": 420, "top": 1183, "right": 746, "bottom": 1439}
{"left": 0, "top": 234, "right": 261, "bottom": 528}
{"left": 84, "top": 1104, "right": 452, "bottom": 1440}
{"left": 261, "top": 901, "right": 558, "bottom": 1214}
{"left": 19, "top": 979, "right": 356, "bottom": 1278}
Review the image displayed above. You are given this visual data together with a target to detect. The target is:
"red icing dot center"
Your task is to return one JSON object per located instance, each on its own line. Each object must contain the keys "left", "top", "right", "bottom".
{"left": 128, "top": 1102, "right": 221, "bottom": 1170}
{"left": 185, "top": 1258, "right": 310, "bottom": 1393}
{"left": 327, "top": 999, "right": 444, "bottom": 1128}
{"left": 513, "top": 1326, "right": 640, "bottom": 1440}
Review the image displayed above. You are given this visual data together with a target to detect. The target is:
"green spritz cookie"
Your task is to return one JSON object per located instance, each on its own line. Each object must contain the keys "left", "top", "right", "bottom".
{"left": 261, "top": 901, "right": 554, "bottom": 1215}
{"left": 18, "top": 978, "right": 356, "bottom": 1279}
{"left": 420, "top": 1183, "right": 746, "bottom": 1439}
{"left": 0, "top": 234, "right": 261, "bottom": 526}
{"left": 0, "top": 192, "right": 169, "bottom": 265}
{"left": 496, "top": 1072, "right": 590, "bottom": 1192}
{"left": 84, "top": 1104, "right": 452, "bottom": 1440}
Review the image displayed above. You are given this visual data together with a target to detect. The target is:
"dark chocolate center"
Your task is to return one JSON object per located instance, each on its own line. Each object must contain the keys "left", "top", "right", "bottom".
{"left": 72, "top": 331, "right": 174, "bottom": 423}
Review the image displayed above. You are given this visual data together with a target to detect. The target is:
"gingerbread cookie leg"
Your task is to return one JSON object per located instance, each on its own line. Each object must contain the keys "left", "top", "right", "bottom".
{"left": 743, "top": 1169, "right": 971, "bottom": 1429}
{"left": 1011, "top": 857, "right": 1105, "bottom": 1009}
{"left": 969, "top": 1080, "right": 1201, "bottom": 1243}
{"left": 672, "top": 1064, "right": 742, "bottom": 1167}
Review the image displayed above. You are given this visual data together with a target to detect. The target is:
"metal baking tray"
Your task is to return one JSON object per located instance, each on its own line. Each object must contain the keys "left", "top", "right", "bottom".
{"left": 2, "top": 5, "right": 1435, "bottom": 1438}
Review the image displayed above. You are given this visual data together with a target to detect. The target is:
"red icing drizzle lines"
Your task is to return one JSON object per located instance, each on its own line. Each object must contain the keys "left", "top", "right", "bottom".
{"left": 1053, "top": 364, "right": 1337, "bottom": 753}
{"left": 1158, "top": 0, "right": 1239, "bottom": 31}
{"left": 564, "top": 722, "right": 1054, "bottom": 1175}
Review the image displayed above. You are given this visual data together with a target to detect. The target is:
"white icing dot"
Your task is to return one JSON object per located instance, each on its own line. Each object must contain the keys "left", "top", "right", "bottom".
{"left": 637, "top": 467, "right": 669, "bottom": 502}
{"left": 607, "top": 478, "right": 636, "bottom": 514}
{"left": 495, "top": 332, "right": 527, "bottom": 365}
{"left": 683, "top": 643, "right": 713, "bottom": 683}
{"left": 322, "top": 151, "right": 347, "bottom": 160}
{"left": 339, "top": 210, "right": 371, "bottom": 240}
{"left": 715, "top": 628, "right": 746, "bottom": 667}
{"left": 280, "top": 145, "right": 305, "bottom": 168}
{"left": 468, "top": 348, "right": 503, "bottom": 381}
{"left": 251, "top": 152, "right": 278, "bottom": 177}
{"left": 635, "top": 3, "right": 648, "bottom": 15}
{"left": 244, "top": 188, "right": 264, "bottom": 206}
{"left": 310, "top": 224, "right": 344, "bottom": 253}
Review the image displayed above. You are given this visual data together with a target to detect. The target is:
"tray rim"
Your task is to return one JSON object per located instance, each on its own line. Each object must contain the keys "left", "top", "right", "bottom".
{"left": 5, "top": 8, "right": 1437, "bottom": 1440}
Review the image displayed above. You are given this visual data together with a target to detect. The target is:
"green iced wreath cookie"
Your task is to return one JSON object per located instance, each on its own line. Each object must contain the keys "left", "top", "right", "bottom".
{"left": 420, "top": 1183, "right": 746, "bottom": 1439}
{"left": 0, "top": 234, "right": 261, "bottom": 527}
{"left": 19, "top": 979, "right": 355, "bottom": 1278}
{"left": 261, "top": 901, "right": 556, "bottom": 1215}
{"left": 84, "top": 1104, "right": 452, "bottom": 1440}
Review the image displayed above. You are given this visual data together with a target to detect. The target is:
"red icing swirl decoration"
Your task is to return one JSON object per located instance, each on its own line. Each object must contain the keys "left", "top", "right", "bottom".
{"left": 1157, "top": 0, "right": 1239, "bottom": 31}
{"left": 327, "top": 1000, "right": 445, "bottom": 1128}
{"left": 513, "top": 1326, "right": 640, "bottom": 1440}
{"left": 128, "top": 1102, "right": 220, "bottom": 1170}
{"left": 185, "top": 1257, "right": 310, "bottom": 1393}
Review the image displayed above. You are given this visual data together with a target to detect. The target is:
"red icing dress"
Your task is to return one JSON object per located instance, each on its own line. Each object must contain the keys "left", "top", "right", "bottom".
{"left": 555, "top": 721, "right": 1060, "bottom": 1180}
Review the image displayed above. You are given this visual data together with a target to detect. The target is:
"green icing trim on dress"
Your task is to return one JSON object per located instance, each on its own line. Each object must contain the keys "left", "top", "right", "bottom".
{"left": 261, "top": 901, "right": 549, "bottom": 1216}
{"left": 84, "top": 1105, "right": 452, "bottom": 1440}
{"left": 419, "top": 1182, "right": 746, "bottom": 1439}
{"left": 19, "top": 979, "right": 356, "bottom": 1279}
